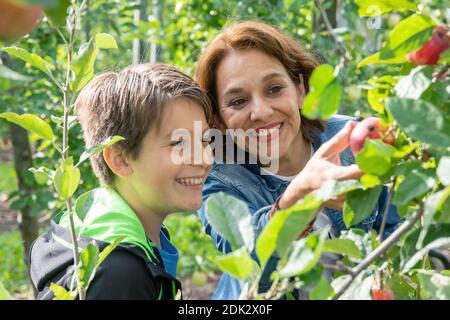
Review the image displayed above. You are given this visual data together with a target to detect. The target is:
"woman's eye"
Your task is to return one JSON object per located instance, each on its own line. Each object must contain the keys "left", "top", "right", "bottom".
{"left": 229, "top": 98, "right": 247, "bottom": 108}
{"left": 268, "top": 85, "right": 283, "bottom": 95}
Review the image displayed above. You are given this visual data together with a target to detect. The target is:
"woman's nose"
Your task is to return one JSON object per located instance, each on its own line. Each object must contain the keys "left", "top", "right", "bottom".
{"left": 249, "top": 96, "right": 274, "bottom": 123}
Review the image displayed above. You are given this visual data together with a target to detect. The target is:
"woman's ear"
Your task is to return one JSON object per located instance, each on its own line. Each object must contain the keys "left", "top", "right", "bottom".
{"left": 213, "top": 114, "right": 227, "bottom": 134}
{"left": 103, "top": 146, "right": 133, "bottom": 177}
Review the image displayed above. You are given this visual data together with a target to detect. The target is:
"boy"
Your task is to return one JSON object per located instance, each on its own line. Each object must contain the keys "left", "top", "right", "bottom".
{"left": 29, "top": 64, "right": 213, "bottom": 299}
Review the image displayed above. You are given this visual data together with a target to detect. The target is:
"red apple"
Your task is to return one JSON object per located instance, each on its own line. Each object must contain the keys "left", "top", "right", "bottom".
{"left": 0, "top": 0, "right": 43, "bottom": 41}
{"left": 372, "top": 285, "right": 395, "bottom": 300}
{"left": 349, "top": 117, "right": 387, "bottom": 155}
{"left": 407, "top": 25, "right": 450, "bottom": 65}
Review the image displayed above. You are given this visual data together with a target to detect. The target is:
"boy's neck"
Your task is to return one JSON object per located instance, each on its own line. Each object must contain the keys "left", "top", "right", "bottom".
{"left": 112, "top": 182, "right": 165, "bottom": 248}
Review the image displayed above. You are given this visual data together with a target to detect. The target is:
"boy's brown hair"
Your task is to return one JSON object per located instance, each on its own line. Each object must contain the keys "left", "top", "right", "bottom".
{"left": 75, "top": 63, "right": 213, "bottom": 185}
{"left": 195, "top": 20, "right": 325, "bottom": 143}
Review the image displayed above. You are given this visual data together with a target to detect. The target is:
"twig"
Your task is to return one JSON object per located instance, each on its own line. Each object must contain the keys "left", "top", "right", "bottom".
{"left": 432, "top": 64, "right": 449, "bottom": 82}
{"left": 313, "top": 0, "right": 350, "bottom": 75}
{"left": 323, "top": 262, "right": 355, "bottom": 277}
{"left": 377, "top": 178, "right": 396, "bottom": 244}
{"left": 333, "top": 203, "right": 424, "bottom": 300}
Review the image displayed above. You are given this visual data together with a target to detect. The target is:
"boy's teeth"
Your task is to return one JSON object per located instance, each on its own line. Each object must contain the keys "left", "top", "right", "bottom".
{"left": 177, "top": 177, "right": 203, "bottom": 185}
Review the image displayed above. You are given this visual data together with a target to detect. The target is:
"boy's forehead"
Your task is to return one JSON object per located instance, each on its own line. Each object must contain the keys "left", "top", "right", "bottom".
{"left": 157, "top": 98, "right": 209, "bottom": 138}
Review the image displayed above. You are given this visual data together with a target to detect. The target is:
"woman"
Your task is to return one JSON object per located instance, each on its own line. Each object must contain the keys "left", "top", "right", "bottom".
{"left": 195, "top": 21, "right": 401, "bottom": 300}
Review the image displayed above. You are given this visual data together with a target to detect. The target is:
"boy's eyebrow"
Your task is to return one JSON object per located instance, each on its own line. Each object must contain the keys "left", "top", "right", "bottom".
{"left": 164, "top": 126, "right": 211, "bottom": 140}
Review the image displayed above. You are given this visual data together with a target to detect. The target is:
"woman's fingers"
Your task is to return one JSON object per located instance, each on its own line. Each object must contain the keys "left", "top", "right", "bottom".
{"left": 334, "top": 164, "right": 363, "bottom": 181}
{"left": 317, "top": 121, "right": 356, "bottom": 158}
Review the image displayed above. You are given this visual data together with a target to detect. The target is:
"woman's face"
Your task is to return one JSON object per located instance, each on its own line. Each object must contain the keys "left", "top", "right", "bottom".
{"left": 215, "top": 48, "right": 305, "bottom": 161}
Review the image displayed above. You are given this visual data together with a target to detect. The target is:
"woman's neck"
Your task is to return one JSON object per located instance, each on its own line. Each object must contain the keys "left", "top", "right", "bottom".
{"left": 113, "top": 181, "right": 164, "bottom": 247}
{"left": 276, "top": 131, "right": 311, "bottom": 176}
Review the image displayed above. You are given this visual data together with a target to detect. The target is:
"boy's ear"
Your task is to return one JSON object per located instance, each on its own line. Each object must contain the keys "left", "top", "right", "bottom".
{"left": 103, "top": 146, "right": 133, "bottom": 177}
{"left": 213, "top": 115, "right": 227, "bottom": 134}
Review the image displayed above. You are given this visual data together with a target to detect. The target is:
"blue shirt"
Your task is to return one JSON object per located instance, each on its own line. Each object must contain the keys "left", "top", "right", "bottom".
{"left": 198, "top": 114, "right": 402, "bottom": 300}
{"left": 156, "top": 229, "right": 179, "bottom": 278}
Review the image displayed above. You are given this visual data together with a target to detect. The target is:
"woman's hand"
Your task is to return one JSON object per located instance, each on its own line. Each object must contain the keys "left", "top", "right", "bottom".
{"left": 278, "top": 121, "right": 363, "bottom": 211}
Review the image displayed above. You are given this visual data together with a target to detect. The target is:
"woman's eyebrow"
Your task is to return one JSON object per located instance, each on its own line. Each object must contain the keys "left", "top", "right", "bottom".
{"left": 221, "top": 72, "right": 286, "bottom": 98}
{"left": 261, "top": 72, "right": 285, "bottom": 82}
{"left": 222, "top": 87, "right": 244, "bottom": 98}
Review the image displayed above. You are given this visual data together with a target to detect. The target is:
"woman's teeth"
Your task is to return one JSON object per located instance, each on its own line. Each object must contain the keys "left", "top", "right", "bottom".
{"left": 176, "top": 177, "right": 203, "bottom": 185}
{"left": 256, "top": 123, "right": 282, "bottom": 137}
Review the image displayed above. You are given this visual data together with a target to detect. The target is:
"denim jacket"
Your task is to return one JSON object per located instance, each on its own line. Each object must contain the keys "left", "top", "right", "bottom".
{"left": 197, "top": 114, "right": 402, "bottom": 300}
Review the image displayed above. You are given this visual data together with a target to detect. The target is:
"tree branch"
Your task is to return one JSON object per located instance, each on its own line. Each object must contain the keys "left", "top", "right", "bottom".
{"left": 333, "top": 203, "right": 424, "bottom": 300}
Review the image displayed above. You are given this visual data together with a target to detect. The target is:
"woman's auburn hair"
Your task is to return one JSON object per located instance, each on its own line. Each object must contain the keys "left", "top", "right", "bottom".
{"left": 195, "top": 20, "right": 325, "bottom": 143}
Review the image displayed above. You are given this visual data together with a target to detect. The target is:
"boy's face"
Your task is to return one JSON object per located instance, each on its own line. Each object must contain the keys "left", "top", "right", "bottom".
{"left": 126, "top": 98, "right": 212, "bottom": 214}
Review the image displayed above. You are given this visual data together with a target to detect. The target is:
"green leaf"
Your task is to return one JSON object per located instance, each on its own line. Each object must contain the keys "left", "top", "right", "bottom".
{"left": 0, "top": 280, "right": 12, "bottom": 300}
{"left": 394, "top": 66, "right": 433, "bottom": 100}
{"left": 358, "top": 51, "right": 407, "bottom": 67}
{"left": 77, "top": 136, "right": 124, "bottom": 167}
{"left": 78, "top": 243, "right": 100, "bottom": 289}
{"left": 380, "top": 14, "right": 437, "bottom": 60}
{"left": 0, "top": 112, "right": 54, "bottom": 141}
{"left": 331, "top": 273, "right": 373, "bottom": 300}
{"left": 74, "top": 189, "right": 97, "bottom": 222}
{"left": 29, "top": 167, "right": 54, "bottom": 185}
{"left": 368, "top": 86, "right": 390, "bottom": 113}
{"left": 355, "top": 0, "right": 417, "bottom": 16}
{"left": 205, "top": 193, "right": 254, "bottom": 251}
{"left": 393, "top": 169, "right": 436, "bottom": 206}
{"left": 213, "top": 247, "right": 256, "bottom": 280}
{"left": 360, "top": 174, "right": 381, "bottom": 189}
{"left": 54, "top": 157, "right": 80, "bottom": 200}
{"left": 387, "top": 274, "right": 415, "bottom": 300}
{"left": 402, "top": 237, "right": 450, "bottom": 272}
{"left": 322, "top": 239, "right": 362, "bottom": 259}
{"left": 302, "top": 64, "right": 341, "bottom": 120}
{"left": 256, "top": 194, "right": 321, "bottom": 269}
{"left": 309, "top": 276, "right": 334, "bottom": 300}
{"left": 71, "top": 33, "right": 118, "bottom": 93}
{"left": 343, "top": 186, "right": 382, "bottom": 228}
{"left": 356, "top": 139, "right": 396, "bottom": 176}
{"left": 416, "top": 188, "right": 450, "bottom": 249}
{"left": 437, "top": 157, "right": 450, "bottom": 186}
{"left": 0, "top": 65, "right": 32, "bottom": 82}
{"left": 96, "top": 237, "right": 125, "bottom": 270}
{"left": 416, "top": 270, "right": 450, "bottom": 300}
{"left": 95, "top": 33, "right": 118, "bottom": 49}
{"left": 278, "top": 228, "right": 328, "bottom": 278}
{"left": 43, "top": 0, "right": 70, "bottom": 27}
{"left": 312, "top": 179, "right": 363, "bottom": 201}
{"left": 2, "top": 47, "right": 54, "bottom": 78}
{"left": 50, "top": 283, "right": 74, "bottom": 300}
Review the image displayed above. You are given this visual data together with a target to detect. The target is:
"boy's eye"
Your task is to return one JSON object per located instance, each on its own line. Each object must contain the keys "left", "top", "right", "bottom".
{"left": 229, "top": 98, "right": 247, "bottom": 109}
